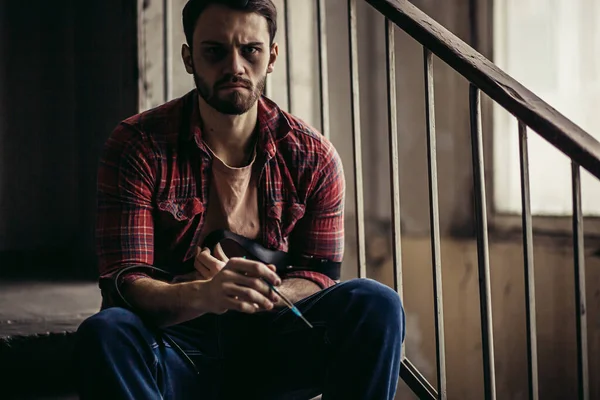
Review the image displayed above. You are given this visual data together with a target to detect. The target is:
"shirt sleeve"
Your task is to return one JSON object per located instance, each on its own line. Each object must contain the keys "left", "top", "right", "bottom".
{"left": 96, "top": 123, "right": 158, "bottom": 307}
{"left": 286, "top": 139, "right": 345, "bottom": 289}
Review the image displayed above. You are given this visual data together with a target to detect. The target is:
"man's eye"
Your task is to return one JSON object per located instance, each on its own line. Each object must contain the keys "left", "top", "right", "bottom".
{"left": 242, "top": 46, "right": 260, "bottom": 55}
{"left": 205, "top": 47, "right": 224, "bottom": 56}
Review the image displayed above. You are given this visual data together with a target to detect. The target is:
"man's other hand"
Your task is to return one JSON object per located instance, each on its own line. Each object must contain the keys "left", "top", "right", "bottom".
{"left": 194, "top": 243, "right": 229, "bottom": 280}
{"left": 198, "top": 258, "right": 282, "bottom": 315}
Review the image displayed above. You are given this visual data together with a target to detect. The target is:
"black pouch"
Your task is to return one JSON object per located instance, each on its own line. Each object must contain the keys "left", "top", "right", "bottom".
{"left": 202, "top": 229, "right": 341, "bottom": 280}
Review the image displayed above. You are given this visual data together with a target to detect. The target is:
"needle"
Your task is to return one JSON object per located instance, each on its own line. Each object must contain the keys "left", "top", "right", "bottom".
{"left": 241, "top": 256, "right": 313, "bottom": 328}
{"left": 261, "top": 278, "right": 314, "bottom": 329}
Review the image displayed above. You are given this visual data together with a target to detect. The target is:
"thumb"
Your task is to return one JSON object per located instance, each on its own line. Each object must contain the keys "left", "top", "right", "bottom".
{"left": 214, "top": 243, "right": 230, "bottom": 262}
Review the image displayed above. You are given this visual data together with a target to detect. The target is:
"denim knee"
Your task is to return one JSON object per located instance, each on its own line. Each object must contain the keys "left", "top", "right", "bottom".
{"left": 343, "top": 279, "right": 405, "bottom": 337}
{"left": 76, "top": 307, "right": 148, "bottom": 346}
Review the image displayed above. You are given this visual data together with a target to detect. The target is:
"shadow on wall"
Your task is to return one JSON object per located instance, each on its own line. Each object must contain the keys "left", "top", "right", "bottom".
{"left": 0, "top": 1, "right": 138, "bottom": 279}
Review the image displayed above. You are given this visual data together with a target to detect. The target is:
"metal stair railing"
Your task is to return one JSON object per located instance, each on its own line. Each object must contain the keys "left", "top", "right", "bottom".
{"left": 282, "top": 0, "right": 600, "bottom": 399}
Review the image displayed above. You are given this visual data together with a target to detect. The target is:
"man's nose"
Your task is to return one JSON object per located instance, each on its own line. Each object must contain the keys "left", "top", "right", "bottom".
{"left": 223, "top": 50, "right": 245, "bottom": 76}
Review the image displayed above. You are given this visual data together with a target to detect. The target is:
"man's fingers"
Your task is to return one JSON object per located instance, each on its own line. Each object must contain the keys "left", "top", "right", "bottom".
{"left": 226, "top": 258, "right": 281, "bottom": 286}
{"left": 223, "top": 283, "right": 274, "bottom": 311}
{"left": 195, "top": 247, "right": 226, "bottom": 276}
{"left": 222, "top": 297, "right": 259, "bottom": 314}
{"left": 231, "top": 274, "right": 273, "bottom": 298}
{"left": 219, "top": 270, "right": 278, "bottom": 302}
{"left": 213, "top": 243, "right": 229, "bottom": 262}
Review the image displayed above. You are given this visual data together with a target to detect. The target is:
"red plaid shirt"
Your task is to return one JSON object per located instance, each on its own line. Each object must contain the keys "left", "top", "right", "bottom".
{"left": 96, "top": 90, "right": 345, "bottom": 307}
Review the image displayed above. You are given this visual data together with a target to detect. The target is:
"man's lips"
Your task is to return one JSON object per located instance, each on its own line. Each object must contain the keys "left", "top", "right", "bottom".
{"left": 218, "top": 83, "right": 249, "bottom": 89}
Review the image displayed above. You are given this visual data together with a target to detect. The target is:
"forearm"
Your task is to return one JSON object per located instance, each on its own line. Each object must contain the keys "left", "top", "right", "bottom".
{"left": 274, "top": 278, "right": 321, "bottom": 307}
{"left": 122, "top": 278, "right": 209, "bottom": 328}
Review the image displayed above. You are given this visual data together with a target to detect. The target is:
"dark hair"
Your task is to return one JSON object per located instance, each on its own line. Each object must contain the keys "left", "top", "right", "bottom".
{"left": 182, "top": 0, "right": 277, "bottom": 46}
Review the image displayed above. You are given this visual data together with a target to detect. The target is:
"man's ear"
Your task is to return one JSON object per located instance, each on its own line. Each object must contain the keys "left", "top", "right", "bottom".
{"left": 182, "top": 44, "right": 194, "bottom": 74}
{"left": 267, "top": 43, "right": 279, "bottom": 74}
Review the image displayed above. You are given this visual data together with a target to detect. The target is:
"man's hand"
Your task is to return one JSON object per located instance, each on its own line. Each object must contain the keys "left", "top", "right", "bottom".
{"left": 194, "top": 243, "right": 229, "bottom": 280}
{"left": 197, "top": 258, "right": 282, "bottom": 315}
{"left": 171, "top": 243, "right": 229, "bottom": 283}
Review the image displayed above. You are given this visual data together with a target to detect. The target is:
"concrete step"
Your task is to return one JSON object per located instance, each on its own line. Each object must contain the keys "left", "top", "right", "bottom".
{"left": 0, "top": 281, "right": 100, "bottom": 399}
{"left": 0, "top": 281, "right": 323, "bottom": 399}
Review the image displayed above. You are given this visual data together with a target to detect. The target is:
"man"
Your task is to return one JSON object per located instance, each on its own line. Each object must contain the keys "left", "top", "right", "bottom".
{"left": 74, "top": 0, "right": 405, "bottom": 399}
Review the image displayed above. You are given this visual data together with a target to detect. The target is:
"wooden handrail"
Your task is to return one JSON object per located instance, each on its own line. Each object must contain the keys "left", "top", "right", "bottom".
{"left": 364, "top": 0, "right": 600, "bottom": 180}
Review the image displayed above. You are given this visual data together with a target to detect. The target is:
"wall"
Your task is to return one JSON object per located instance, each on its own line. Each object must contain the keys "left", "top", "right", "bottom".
{"left": 359, "top": 234, "right": 600, "bottom": 400}
{"left": 0, "top": 1, "right": 78, "bottom": 252}
{"left": 1, "top": 0, "right": 597, "bottom": 398}
{"left": 0, "top": 1, "right": 138, "bottom": 278}
{"left": 135, "top": 0, "right": 600, "bottom": 398}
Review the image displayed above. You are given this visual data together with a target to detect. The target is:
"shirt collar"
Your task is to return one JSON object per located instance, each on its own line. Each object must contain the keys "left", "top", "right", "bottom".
{"left": 187, "top": 90, "right": 291, "bottom": 160}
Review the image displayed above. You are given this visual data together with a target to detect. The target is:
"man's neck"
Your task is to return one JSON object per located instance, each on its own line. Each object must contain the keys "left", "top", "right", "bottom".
{"left": 198, "top": 97, "right": 259, "bottom": 168}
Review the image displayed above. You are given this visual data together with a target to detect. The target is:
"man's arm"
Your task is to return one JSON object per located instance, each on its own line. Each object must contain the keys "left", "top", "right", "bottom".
{"left": 97, "top": 124, "right": 280, "bottom": 327}
{"left": 279, "top": 139, "right": 346, "bottom": 300}
{"left": 123, "top": 279, "right": 206, "bottom": 326}
{"left": 270, "top": 278, "right": 321, "bottom": 307}
{"left": 123, "top": 259, "right": 281, "bottom": 327}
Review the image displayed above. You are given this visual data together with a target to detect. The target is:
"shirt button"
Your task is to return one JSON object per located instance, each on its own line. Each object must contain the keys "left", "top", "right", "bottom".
{"left": 176, "top": 211, "right": 184, "bottom": 218}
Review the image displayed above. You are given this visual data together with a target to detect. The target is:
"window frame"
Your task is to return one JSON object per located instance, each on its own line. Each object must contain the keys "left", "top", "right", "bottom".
{"left": 480, "top": 0, "right": 600, "bottom": 239}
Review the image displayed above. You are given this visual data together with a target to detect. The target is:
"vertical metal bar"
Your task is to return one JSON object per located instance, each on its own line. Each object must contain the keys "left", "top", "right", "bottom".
{"left": 423, "top": 48, "right": 447, "bottom": 400}
{"left": 386, "top": 20, "right": 403, "bottom": 303}
{"left": 348, "top": 0, "right": 366, "bottom": 278}
{"left": 386, "top": 18, "right": 408, "bottom": 358}
{"left": 316, "top": 0, "right": 330, "bottom": 139}
{"left": 572, "top": 161, "right": 589, "bottom": 400}
{"left": 163, "top": 0, "right": 172, "bottom": 102}
{"left": 284, "top": 0, "right": 293, "bottom": 113}
{"left": 518, "top": 122, "right": 539, "bottom": 400}
{"left": 469, "top": 84, "right": 496, "bottom": 400}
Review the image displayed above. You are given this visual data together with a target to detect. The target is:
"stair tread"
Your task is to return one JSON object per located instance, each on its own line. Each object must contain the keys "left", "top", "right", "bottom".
{"left": 0, "top": 281, "right": 100, "bottom": 339}
{"left": 0, "top": 281, "right": 100, "bottom": 397}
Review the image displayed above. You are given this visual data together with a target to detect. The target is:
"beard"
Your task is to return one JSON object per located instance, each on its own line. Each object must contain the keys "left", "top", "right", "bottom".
{"left": 194, "top": 70, "right": 267, "bottom": 115}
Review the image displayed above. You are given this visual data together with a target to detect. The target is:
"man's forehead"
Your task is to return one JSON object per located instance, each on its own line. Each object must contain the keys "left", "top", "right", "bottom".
{"left": 194, "top": 4, "right": 270, "bottom": 43}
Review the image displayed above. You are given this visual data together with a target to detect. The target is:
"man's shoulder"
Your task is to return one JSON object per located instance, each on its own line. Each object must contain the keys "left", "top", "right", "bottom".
{"left": 277, "top": 109, "right": 335, "bottom": 157}
{"left": 119, "top": 91, "right": 194, "bottom": 140}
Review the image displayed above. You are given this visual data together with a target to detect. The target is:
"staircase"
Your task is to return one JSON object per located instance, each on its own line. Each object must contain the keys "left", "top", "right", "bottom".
{"left": 2, "top": 0, "right": 600, "bottom": 399}
{"left": 0, "top": 281, "right": 98, "bottom": 399}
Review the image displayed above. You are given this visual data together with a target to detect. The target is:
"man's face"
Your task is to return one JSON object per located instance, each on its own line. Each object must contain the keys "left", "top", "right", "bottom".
{"left": 182, "top": 4, "right": 277, "bottom": 115}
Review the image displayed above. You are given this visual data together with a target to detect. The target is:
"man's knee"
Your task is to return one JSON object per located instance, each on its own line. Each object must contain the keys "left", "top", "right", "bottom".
{"left": 76, "top": 307, "right": 146, "bottom": 346}
{"left": 341, "top": 279, "right": 405, "bottom": 334}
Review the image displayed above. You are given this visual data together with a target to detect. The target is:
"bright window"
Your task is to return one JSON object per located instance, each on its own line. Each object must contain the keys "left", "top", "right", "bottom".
{"left": 493, "top": 0, "right": 600, "bottom": 216}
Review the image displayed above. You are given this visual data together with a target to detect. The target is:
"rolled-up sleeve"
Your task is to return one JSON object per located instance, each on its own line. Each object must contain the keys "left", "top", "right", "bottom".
{"left": 286, "top": 140, "right": 345, "bottom": 289}
{"left": 96, "top": 123, "right": 157, "bottom": 307}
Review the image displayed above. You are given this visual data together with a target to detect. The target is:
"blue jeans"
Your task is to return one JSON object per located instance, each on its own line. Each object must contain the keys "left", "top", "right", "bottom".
{"left": 74, "top": 278, "right": 405, "bottom": 400}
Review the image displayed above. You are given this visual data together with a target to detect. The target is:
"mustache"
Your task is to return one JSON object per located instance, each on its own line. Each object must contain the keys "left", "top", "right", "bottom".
{"left": 215, "top": 75, "right": 252, "bottom": 89}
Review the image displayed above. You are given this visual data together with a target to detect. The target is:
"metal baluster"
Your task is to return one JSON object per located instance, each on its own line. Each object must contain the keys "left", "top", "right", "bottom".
{"left": 386, "top": 18, "right": 405, "bottom": 360}
{"left": 163, "top": 0, "right": 172, "bottom": 102}
{"left": 518, "top": 122, "right": 539, "bottom": 400}
{"left": 469, "top": 85, "right": 496, "bottom": 400}
{"left": 348, "top": 0, "right": 366, "bottom": 278}
{"left": 284, "top": 0, "right": 293, "bottom": 113}
{"left": 572, "top": 161, "right": 589, "bottom": 400}
{"left": 423, "top": 48, "right": 447, "bottom": 399}
{"left": 316, "top": 0, "right": 330, "bottom": 139}
{"left": 386, "top": 20, "right": 403, "bottom": 303}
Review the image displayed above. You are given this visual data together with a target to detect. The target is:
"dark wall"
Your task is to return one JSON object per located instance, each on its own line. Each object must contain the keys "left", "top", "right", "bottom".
{"left": 0, "top": 1, "right": 138, "bottom": 279}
